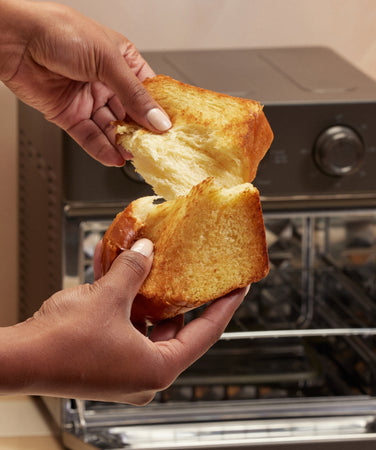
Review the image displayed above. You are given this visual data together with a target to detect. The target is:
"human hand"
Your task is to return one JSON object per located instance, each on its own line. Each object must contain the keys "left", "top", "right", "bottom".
{"left": 1, "top": 1, "right": 171, "bottom": 166}
{"left": 1, "top": 239, "right": 246, "bottom": 404}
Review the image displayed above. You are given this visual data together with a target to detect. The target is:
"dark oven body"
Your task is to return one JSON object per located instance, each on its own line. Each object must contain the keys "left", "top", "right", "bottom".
{"left": 18, "top": 47, "right": 376, "bottom": 449}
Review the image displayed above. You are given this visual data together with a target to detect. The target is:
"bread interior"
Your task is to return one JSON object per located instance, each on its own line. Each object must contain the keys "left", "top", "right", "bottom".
{"left": 116, "top": 122, "right": 246, "bottom": 201}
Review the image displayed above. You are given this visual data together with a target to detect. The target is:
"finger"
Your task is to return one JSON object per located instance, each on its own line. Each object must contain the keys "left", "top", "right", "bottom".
{"left": 89, "top": 82, "right": 133, "bottom": 160}
{"left": 66, "top": 118, "right": 125, "bottom": 166}
{"left": 159, "top": 287, "right": 248, "bottom": 372}
{"left": 108, "top": 95, "right": 125, "bottom": 121}
{"left": 134, "top": 60, "right": 156, "bottom": 82}
{"left": 101, "top": 55, "right": 171, "bottom": 133}
{"left": 91, "top": 104, "right": 133, "bottom": 160}
{"left": 149, "top": 314, "right": 184, "bottom": 342}
{"left": 99, "top": 239, "right": 154, "bottom": 314}
{"left": 122, "top": 42, "right": 156, "bottom": 81}
{"left": 91, "top": 82, "right": 122, "bottom": 118}
{"left": 91, "top": 106, "right": 117, "bottom": 145}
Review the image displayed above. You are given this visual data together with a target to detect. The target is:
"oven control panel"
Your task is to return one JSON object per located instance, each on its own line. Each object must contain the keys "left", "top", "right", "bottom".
{"left": 254, "top": 100, "right": 376, "bottom": 208}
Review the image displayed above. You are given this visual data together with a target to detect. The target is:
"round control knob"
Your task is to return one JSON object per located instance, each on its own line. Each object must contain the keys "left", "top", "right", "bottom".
{"left": 314, "top": 125, "right": 365, "bottom": 176}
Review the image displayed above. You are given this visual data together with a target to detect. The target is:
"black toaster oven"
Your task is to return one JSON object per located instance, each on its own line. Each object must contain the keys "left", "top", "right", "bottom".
{"left": 19, "top": 47, "right": 376, "bottom": 449}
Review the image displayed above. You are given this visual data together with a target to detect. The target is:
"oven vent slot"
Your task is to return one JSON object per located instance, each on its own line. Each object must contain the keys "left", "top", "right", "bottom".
{"left": 18, "top": 128, "right": 62, "bottom": 320}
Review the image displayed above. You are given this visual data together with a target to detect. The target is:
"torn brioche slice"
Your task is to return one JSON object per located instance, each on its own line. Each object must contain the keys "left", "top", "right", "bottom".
{"left": 102, "top": 75, "right": 273, "bottom": 325}
{"left": 115, "top": 75, "right": 273, "bottom": 200}
{"left": 102, "top": 178, "right": 269, "bottom": 325}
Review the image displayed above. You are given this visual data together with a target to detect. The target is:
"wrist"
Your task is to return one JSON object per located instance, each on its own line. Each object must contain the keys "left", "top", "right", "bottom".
{"left": 0, "top": 321, "right": 40, "bottom": 395}
{"left": 0, "top": 324, "right": 30, "bottom": 394}
{"left": 0, "top": 0, "right": 39, "bottom": 81}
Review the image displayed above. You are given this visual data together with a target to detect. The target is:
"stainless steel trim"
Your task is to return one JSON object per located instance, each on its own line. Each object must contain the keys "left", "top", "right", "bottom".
{"left": 221, "top": 328, "right": 376, "bottom": 340}
{"left": 63, "top": 397, "right": 376, "bottom": 449}
{"left": 261, "top": 193, "right": 376, "bottom": 203}
{"left": 64, "top": 200, "right": 376, "bottom": 218}
{"left": 261, "top": 195, "right": 376, "bottom": 211}
{"left": 63, "top": 423, "right": 376, "bottom": 450}
{"left": 64, "top": 203, "right": 127, "bottom": 217}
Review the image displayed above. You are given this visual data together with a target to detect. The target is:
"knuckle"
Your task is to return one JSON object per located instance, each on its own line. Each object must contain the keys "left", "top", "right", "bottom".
{"left": 128, "top": 83, "right": 151, "bottom": 109}
{"left": 82, "top": 127, "right": 103, "bottom": 145}
{"left": 33, "top": 284, "right": 92, "bottom": 319}
{"left": 104, "top": 120, "right": 116, "bottom": 136}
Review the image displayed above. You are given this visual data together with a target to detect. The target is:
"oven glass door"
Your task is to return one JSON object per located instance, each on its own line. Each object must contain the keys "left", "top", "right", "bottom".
{"left": 61, "top": 209, "right": 376, "bottom": 449}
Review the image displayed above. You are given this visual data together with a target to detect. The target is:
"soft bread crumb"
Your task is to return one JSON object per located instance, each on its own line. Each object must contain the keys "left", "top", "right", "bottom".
{"left": 115, "top": 75, "right": 273, "bottom": 200}
{"left": 117, "top": 123, "right": 245, "bottom": 200}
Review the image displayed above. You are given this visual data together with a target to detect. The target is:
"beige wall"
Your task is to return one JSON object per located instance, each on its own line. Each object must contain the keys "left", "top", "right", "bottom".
{"left": 1, "top": 0, "right": 376, "bottom": 325}
{"left": 57, "top": 0, "right": 376, "bottom": 79}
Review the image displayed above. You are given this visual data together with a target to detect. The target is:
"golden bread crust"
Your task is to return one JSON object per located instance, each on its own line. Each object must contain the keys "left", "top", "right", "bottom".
{"left": 101, "top": 178, "right": 269, "bottom": 325}
{"left": 101, "top": 205, "right": 141, "bottom": 275}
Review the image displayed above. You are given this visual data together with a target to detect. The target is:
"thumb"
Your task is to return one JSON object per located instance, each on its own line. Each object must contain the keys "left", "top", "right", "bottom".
{"left": 101, "top": 53, "right": 171, "bottom": 133}
{"left": 98, "top": 239, "right": 154, "bottom": 314}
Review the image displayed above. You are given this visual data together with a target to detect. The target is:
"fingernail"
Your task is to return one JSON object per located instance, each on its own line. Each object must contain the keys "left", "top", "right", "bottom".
{"left": 245, "top": 285, "right": 251, "bottom": 296}
{"left": 146, "top": 108, "right": 172, "bottom": 131}
{"left": 130, "top": 238, "right": 154, "bottom": 257}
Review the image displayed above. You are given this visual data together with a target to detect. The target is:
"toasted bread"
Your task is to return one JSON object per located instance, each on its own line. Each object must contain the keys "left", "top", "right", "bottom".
{"left": 102, "top": 178, "right": 269, "bottom": 325}
{"left": 115, "top": 75, "right": 273, "bottom": 200}
{"left": 102, "top": 75, "right": 273, "bottom": 325}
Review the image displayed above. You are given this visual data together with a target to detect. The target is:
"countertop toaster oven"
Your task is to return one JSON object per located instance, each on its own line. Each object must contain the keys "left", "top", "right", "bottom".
{"left": 19, "top": 47, "right": 376, "bottom": 449}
